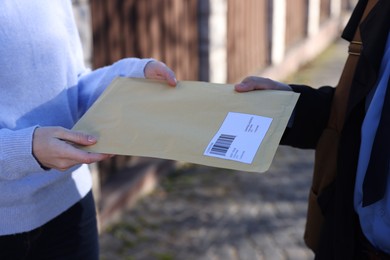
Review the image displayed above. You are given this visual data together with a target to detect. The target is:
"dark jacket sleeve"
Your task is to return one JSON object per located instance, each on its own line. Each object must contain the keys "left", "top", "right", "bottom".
{"left": 280, "top": 84, "right": 335, "bottom": 149}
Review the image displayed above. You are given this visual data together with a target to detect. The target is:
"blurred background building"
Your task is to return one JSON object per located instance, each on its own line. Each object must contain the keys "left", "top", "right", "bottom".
{"left": 72, "top": 0, "right": 356, "bottom": 229}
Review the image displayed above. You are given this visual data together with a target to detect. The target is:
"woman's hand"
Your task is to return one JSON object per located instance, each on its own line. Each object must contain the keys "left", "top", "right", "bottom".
{"left": 32, "top": 127, "right": 112, "bottom": 171}
{"left": 235, "top": 76, "right": 292, "bottom": 92}
{"left": 144, "top": 60, "right": 177, "bottom": 87}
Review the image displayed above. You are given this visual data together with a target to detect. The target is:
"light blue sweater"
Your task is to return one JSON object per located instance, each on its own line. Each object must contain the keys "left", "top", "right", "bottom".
{"left": 0, "top": 0, "right": 152, "bottom": 235}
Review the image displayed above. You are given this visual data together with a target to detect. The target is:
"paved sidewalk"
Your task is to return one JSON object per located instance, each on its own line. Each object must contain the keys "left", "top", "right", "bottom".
{"left": 99, "top": 39, "right": 348, "bottom": 260}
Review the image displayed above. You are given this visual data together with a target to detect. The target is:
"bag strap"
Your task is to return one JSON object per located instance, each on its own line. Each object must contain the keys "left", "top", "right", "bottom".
{"left": 327, "top": 0, "right": 378, "bottom": 131}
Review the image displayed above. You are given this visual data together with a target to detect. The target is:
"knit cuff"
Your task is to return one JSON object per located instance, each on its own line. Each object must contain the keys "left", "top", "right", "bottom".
{"left": 115, "top": 57, "right": 155, "bottom": 78}
{"left": 0, "top": 126, "right": 44, "bottom": 180}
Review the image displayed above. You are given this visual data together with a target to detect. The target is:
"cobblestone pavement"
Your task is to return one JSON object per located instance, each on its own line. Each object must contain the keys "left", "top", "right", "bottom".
{"left": 99, "top": 39, "right": 348, "bottom": 260}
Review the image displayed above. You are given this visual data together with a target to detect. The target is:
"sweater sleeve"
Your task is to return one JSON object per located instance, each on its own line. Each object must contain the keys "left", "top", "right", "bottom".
{"left": 0, "top": 126, "right": 45, "bottom": 180}
{"left": 0, "top": 58, "right": 153, "bottom": 181}
{"left": 280, "top": 84, "right": 335, "bottom": 149}
{"left": 76, "top": 57, "right": 154, "bottom": 117}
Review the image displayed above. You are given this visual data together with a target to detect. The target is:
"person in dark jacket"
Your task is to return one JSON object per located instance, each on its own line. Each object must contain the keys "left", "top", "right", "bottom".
{"left": 235, "top": 0, "right": 390, "bottom": 259}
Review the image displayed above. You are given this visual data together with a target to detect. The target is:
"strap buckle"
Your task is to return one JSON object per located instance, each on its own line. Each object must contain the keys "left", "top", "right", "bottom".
{"left": 349, "top": 41, "right": 363, "bottom": 56}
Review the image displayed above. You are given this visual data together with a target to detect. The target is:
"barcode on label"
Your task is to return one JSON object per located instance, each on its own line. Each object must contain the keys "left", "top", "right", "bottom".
{"left": 210, "top": 134, "right": 236, "bottom": 156}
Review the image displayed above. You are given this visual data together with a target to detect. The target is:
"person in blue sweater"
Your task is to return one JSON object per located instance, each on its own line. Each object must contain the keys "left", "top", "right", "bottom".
{"left": 0, "top": 1, "right": 176, "bottom": 259}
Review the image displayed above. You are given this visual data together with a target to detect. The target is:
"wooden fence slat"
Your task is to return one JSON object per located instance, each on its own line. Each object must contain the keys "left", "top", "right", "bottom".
{"left": 321, "top": 0, "right": 332, "bottom": 24}
{"left": 91, "top": 0, "right": 108, "bottom": 68}
{"left": 285, "top": 0, "right": 307, "bottom": 49}
{"left": 106, "top": 1, "right": 123, "bottom": 62}
{"left": 227, "top": 0, "right": 268, "bottom": 82}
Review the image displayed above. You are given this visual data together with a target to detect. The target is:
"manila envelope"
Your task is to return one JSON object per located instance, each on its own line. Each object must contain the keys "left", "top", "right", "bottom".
{"left": 72, "top": 77, "right": 299, "bottom": 172}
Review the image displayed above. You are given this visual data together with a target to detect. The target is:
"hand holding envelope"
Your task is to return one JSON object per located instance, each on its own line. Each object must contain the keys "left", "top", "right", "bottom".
{"left": 72, "top": 77, "right": 299, "bottom": 172}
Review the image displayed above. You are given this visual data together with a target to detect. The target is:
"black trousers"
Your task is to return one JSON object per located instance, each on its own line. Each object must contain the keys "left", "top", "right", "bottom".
{"left": 0, "top": 191, "right": 99, "bottom": 260}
